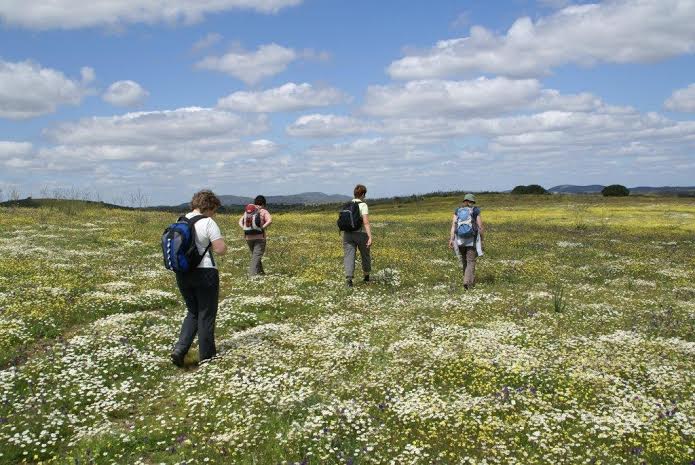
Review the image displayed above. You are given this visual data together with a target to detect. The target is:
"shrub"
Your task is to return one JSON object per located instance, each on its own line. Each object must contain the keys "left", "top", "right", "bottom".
{"left": 511, "top": 184, "right": 549, "bottom": 195}
{"left": 601, "top": 184, "right": 630, "bottom": 196}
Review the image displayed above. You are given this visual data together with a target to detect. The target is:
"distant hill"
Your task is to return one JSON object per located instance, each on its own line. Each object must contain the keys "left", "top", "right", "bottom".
{"left": 0, "top": 198, "right": 132, "bottom": 210}
{"left": 159, "top": 191, "right": 352, "bottom": 211}
{"left": 549, "top": 185, "right": 605, "bottom": 194}
{"left": 629, "top": 186, "right": 695, "bottom": 194}
{"left": 549, "top": 185, "right": 695, "bottom": 195}
{"left": 219, "top": 192, "right": 351, "bottom": 206}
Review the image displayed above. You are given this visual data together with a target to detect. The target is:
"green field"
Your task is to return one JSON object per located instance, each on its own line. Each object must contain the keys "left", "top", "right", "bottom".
{"left": 0, "top": 195, "right": 693, "bottom": 464}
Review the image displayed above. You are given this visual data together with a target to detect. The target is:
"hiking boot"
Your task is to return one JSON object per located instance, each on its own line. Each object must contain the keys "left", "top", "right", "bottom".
{"left": 346, "top": 278, "right": 354, "bottom": 288}
{"left": 363, "top": 274, "right": 370, "bottom": 283}
{"left": 463, "top": 284, "right": 469, "bottom": 291}
{"left": 171, "top": 350, "right": 185, "bottom": 368}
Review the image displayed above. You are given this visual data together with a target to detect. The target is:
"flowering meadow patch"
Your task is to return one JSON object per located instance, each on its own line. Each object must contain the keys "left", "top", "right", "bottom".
{"left": 0, "top": 195, "right": 693, "bottom": 464}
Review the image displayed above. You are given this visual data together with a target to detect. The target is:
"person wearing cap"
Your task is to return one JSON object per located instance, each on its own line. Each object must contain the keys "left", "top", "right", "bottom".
{"left": 448, "top": 193, "right": 484, "bottom": 289}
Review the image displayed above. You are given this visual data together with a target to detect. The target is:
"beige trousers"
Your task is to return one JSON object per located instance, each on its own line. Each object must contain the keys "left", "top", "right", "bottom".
{"left": 457, "top": 246, "right": 477, "bottom": 286}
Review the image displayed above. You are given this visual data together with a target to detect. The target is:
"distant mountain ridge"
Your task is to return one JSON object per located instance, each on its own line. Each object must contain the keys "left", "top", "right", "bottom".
{"left": 172, "top": 192, "right": 352, "bottom": 209}
{"left": 548, "top": 185, "right": 695, "bottom": 194}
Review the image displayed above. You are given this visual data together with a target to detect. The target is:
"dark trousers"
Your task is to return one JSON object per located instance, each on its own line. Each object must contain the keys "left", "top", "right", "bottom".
{"left": 174, "top": 268, "right": 219, "bottom": 360}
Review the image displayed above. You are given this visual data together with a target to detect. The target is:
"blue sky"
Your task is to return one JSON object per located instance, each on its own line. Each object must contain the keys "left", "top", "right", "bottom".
{"left": 1, "top": 0, "right": 694, "bottom": 205}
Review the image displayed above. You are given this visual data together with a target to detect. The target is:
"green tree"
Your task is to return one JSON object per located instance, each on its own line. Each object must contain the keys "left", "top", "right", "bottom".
{"left": 601, "top": 184, "right": 630, "bottom": 196}
{"left": 511, "top": 184, "right": 549, "bottom": 194}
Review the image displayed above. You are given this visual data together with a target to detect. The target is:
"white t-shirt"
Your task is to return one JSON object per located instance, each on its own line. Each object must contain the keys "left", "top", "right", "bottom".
{"left": 185, "top": 211, "right": 222, "bottom": 269}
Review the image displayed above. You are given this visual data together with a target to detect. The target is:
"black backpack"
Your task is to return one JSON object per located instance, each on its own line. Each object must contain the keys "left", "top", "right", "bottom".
{"left": 337, "top": 201, "right": 363, "bottom": 232}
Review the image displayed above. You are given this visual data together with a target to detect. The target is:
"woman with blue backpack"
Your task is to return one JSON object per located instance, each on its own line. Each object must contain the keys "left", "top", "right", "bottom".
{"left": 166, "top": 190, "right": 227, "bottom": 367}
{"left": 448, "top": 193, "right": 484, "bottom": 289}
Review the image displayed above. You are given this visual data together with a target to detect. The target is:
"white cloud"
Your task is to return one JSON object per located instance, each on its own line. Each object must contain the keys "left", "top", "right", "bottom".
{"left": 286, "top": 114, "right": 376, "bottom": 137}
{"left": 191, "top": 33, "right": 223, "bottom": 53}
{"left": 0, "top": 59, "right": 93, "bottom": 119}
{"left": 388, "top": 0, "right": 695, "bottom": 79}
{"left": 0, "top": 141, "right": 34, "bottom": 171}
{"left": 196, "top": 43, "right": 297, "bottom": 85}
{"left": 103, "top": 80, "right": 150, "bottom": 107}
{"left": 217, "top": 82, "right": 348, "bottom": 112}
{"left": 664, "top": 83, "right": 695, "bottom": 112}
{"left": 363, "top": 78, "right": 541, "bottom": 117}
{"left": 27, "top": 107, "right": 278, "bottom": 199}
{"left": 531, "top": 89, "right": 603, "bottom": 112}
{"left": 0, "top": 0, "right": 302, "bottom": 29}
{"left": 45, "top": 107, "right": 267, "bottom": 147}
{"left": 80, "top": 67, "right": 95, "bottom": 83}
{"left": 0, "top": 141, "right": 33, "bottom": 159}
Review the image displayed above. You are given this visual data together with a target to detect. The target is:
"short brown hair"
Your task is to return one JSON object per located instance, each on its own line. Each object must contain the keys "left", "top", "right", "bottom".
{"left": 190, "top": 189, "right": 221, "bottom": 213}
{"left": 354, "top": 184, "right": 367, "bottom": 198}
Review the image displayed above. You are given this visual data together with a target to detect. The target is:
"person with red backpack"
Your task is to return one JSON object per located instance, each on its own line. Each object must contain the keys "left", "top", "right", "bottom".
{"left": 238, "top": 195, "right": 272, "bottom": 276}
{"left": 168, "top": 190, "right": 227, "bottom": 367}
{"left": 448, "top": 193, "right": 484, "bottom": 289}
{"left": 337, "top": 184, "right": 372, "bottom": 287}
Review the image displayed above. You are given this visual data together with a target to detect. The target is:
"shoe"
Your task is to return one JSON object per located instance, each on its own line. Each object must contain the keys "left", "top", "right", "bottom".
{"left": 346, "top": 278, "right": 353, "bottom": 287}
{"left": 198, "top": 356, "right": 215, "bottom": 366}
{"left": 463, "top": 284, "right": 469, "bottom": 290}
{"left": 171, "top": 350, "right": 185, "bottom": 368}
{"left": 363, "top": 274, "right": 370, "bottom": 283}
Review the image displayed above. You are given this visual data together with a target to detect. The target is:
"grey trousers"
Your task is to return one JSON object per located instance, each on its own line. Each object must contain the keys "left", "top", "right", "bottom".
{"left": 175, "top": 268, "right": 219, "bottom": 360}
{"left": 457, "top": 246, "right": 477, "bottom": 286}
{"left": 246, "top": 239, "right": 266, "bottom": 276}
{"left": 343, "top": 231, "right": 371, "bottom": 279}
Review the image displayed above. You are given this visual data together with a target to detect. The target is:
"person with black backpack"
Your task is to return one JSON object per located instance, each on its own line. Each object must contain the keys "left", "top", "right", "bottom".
{"left": 448, "top": 193, "right": 484, "bottom": 289}
{"left": 337, "top": 184, "right": 372, "bottom": 287}
{"left": 238, "top": 195, "right": 272, "bottom": 276}
{"left": 164, "top": 190, "right": 227, "bottom": 367}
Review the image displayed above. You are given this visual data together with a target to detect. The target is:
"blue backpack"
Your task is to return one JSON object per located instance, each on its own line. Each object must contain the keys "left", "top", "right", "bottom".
{"left": 161, "top": 215, "right": 212, "bottom": 272}
{"left": 455, "top": 207, "right": 478, "bottom": 239}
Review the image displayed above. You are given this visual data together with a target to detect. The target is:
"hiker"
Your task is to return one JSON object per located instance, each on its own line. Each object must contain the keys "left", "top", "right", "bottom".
{"left": 170, "top": 190, "right": 227, "bottom": 366}
{"left": 448, "top": 193, "right": 484, "bottom": 289}
{"left": 338, "top": 184, "right": 372, "bottom": 287}
{"left": 238, "top": 195, "right": 272, "bottom": 276}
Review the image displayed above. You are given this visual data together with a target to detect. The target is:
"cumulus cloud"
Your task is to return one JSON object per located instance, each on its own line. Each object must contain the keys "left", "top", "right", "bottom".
{"left": 0, "top": 0, "right": 302, "bottom": 29}
{"left": 217, "top": 82, "right": 349, "bottom": 112}
{"left": 24, "top": 106, "right": 280, "bottom": 201}
{"left": 286, "top": 114, "right": 376, "bottom": 137}
{"left": 0, "top": 59, "right": 93, "bottom": 119}
{"left": 45, "top": 107, "right": 267, "bottom": 147}
{"left": 388, "top": 0, "right": 695, "bottom": 79}
{"left": 363, "top": 78, "right": 541, "bottom": 117}
{"left": 196, "top": 43, "right": 298, "bottom": 85}
{"left": 0, "top": 141, "right": 33, "bottom": 158}
{"left": 0, "top": 141, "right": 34, "bottom": 170}
{"left": 102, "top": 80, "right": 149, "bottom": 107}
{"left": 664, "top": 83, "right": 695, "bottom": 112}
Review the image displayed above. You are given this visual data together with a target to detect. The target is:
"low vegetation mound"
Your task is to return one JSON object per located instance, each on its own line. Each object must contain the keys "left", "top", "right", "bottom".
{"left": 511, "top": 184, "right": 549, "bottom": 194}
{"left": 602, "top": 184, "right": 630, "bottom": 196}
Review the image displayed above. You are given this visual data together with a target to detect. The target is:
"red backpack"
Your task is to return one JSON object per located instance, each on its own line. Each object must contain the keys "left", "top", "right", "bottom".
{"left": 242, "top": 204, "right": 264, "bottom": 235}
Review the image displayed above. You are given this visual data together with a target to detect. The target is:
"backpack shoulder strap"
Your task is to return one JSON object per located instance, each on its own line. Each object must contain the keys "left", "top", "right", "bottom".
{"left": 188, "top": 214, "right": 207, "bottom": 225}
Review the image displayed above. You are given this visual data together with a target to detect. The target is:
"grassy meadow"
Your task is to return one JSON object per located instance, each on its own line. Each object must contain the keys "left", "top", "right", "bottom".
{"left": 0, "top": 194, "right": 693, "bottom": 464}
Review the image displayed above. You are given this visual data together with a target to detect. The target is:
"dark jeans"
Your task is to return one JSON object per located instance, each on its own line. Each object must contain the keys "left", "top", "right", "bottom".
{"left": 174, "top": 268, "right": 219, "bottom": 360}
